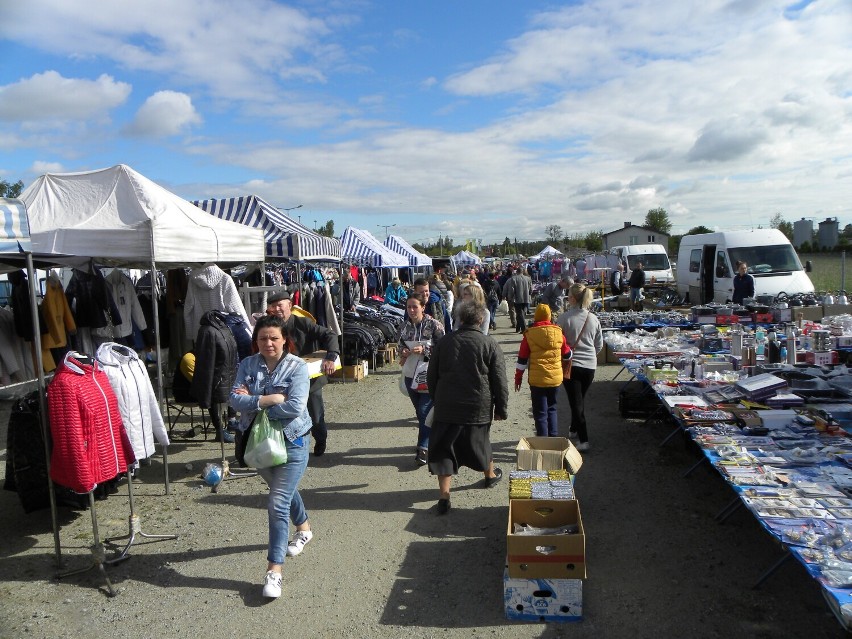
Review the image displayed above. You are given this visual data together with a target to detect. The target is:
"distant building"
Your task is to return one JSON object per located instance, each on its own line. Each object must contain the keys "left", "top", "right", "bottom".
{"left": 818, "top": 217, "right": 839, "bottom": 250}
{"left": 793, "top": 218, "right": 813, "bottom": 249}
{"left": 602, "top": 222, "right": 670, "bottom": 251}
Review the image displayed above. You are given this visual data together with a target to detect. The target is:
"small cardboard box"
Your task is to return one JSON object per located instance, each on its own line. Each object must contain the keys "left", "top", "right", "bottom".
{"left": 507, "top": 499, "right": 586, "bottom": 579}
{"left": 516, "top": 437, "right": 583, "bottom": 473}
{"left": 503, "top": 568, "right": 583, "bottom": 622}
{"left": 330, "top": 361, "right": 366, "bottom": 382}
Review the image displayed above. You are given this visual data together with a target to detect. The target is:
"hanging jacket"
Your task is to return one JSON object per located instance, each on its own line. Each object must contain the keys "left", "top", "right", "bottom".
{"left": 65, "top": 268, "right": 120, "bottom": 330}
{"left": 47, "top": 352, "right": 136, "bottom": 494}
{"left": 191, "top": 310, "right": 238, "bottom": 408}
{"left": 211, "top": 311, "right": 253, "bottom": 362}
{"left": 41, "top": 276, "right": 76, "bottom": 349}
{"left": 183, "top": 264, "right": 249, "bottom": 339}
{"left": 96, "top": 342, "right": 169, "bottom": 461}
{"left": 100, "top": 270, "right": 147, "bottom": 338}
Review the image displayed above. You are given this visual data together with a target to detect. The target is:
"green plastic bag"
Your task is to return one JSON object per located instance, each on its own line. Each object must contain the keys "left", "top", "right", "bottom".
{"left": 244, "top": 409, "right": 288, "bottom": 469}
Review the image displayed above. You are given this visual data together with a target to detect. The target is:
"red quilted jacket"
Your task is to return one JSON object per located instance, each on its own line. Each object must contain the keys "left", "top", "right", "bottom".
{"left": 47, "top": 352, "right": 135, "bottom": 493}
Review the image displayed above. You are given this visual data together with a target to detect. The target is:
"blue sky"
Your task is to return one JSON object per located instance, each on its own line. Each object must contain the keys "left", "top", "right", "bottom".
{"left": 1, "top": 0, "right": 850, "bottom": 246}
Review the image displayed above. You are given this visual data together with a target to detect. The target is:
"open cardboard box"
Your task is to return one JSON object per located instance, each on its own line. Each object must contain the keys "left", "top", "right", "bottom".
{"left": 516, "top": 437, "right": 583, "bottom": 473}
{"left": 507, "top": 499, "right": 586, "bottom": 579}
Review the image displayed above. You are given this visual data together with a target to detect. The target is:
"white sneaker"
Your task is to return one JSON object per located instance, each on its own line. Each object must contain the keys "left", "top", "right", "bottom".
{"left": 576, "top": 442, "right": 591, "bottom": 452}
{"left": 262, "top": 570, "right": 282, "bottom": 598}
{"left": 286, "top": 530, "right": 313, "bottom": 557}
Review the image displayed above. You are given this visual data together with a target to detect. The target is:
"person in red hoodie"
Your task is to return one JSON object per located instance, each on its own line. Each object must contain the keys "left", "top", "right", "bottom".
{"left": 514, "top": 304, "right": 572, "bottom": 437}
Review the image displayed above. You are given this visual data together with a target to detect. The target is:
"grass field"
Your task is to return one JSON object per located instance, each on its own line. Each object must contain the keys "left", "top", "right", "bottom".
{"left": 799, "top": 252, "right": 852, "bottom": 293}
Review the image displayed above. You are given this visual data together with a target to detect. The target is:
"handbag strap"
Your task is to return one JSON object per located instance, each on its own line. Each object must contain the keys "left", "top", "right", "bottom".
{"left": 566, "top": 311, "right": 590, "bottom": 348}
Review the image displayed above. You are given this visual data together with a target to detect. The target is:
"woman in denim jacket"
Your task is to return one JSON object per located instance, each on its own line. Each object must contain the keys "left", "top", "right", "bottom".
{"left": 229, "top": 315, "right": 314, "bottom": 599}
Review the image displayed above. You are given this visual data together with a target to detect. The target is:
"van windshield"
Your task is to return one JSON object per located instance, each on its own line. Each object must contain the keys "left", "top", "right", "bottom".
{"left": 727, "top": 245, "right": 802, "bottom": 274}
{"left": 626, "top": 254, "right": 670, "bottom": 271}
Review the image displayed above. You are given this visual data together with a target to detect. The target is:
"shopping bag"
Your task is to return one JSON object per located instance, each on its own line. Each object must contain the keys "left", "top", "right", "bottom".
{"left": 243, "top": 409, "right": 288, "bottom": 469}
{"left": 498, "top": 300, "right": 509, "bottom": 315}
{"left": 410, "top": 359, "right": 429, "bottom": 392}
{"left": 398, "top": 372, "right": 410, "bottom": 397}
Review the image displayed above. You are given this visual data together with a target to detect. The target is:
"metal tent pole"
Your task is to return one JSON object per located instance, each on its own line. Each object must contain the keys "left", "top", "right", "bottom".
{"left": 150, "top": 257, "right": 171, "bottom": 495}
{"left": 26, "top": 252, "right": 62, "bottom": 567}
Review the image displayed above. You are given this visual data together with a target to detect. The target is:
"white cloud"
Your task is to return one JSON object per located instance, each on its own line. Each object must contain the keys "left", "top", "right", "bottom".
{"left": 124, "top": 91, "right": 201, "bottom": 138}
{"left": 31, "top": 160, "right": 65, "bottom": 174}
{"left": 0, "top": 71, "right": 130, "bottom": 121}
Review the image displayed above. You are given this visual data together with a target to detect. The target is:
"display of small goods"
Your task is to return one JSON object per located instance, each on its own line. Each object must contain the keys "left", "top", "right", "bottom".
{"left": 508, "top": 469, "right": 574, "bottom": 500}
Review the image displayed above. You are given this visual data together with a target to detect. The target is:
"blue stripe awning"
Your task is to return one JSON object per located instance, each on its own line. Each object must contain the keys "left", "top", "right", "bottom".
{"left": 193, "top": 195, "right": 340, "bottom": 261}
{"left": 339, "top": 227, "right": 410, "bottom": 267}
{"left": 0, "top": 198, "right": 32, "bottom": 254}
{"left": 384, "top": 235, "right": 432, "bottom": 267}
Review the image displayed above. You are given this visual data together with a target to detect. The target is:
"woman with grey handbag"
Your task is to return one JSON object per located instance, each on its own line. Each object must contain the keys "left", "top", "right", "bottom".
{"left": 399, "top": 292, "right": 445, "bottom": 466}
{"left": 556, "top": 283, "right": 604, "bottom": 451}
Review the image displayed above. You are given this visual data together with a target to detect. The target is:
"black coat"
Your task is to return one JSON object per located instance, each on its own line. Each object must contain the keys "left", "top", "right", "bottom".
{"left": 191, "top": 311, "right": 238, "bottom": 408}
{"left": 427, "top": 325, "right": 509, "bottom": 424}
{"left": 65, "top": 268, "right": 119, "bottom": 329}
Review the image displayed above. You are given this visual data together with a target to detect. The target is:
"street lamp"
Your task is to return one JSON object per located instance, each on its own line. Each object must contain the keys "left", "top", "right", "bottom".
{"left": 378, "top": 223, "right": 397, "bottom": 238}
{"left": 276, "top": 204, "right": 302, "bottom": 215}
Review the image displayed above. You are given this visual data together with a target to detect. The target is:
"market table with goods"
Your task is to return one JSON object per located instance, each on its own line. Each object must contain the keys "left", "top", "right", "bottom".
{"left": 604, "top": 306, "right": 852, "bottom": 631}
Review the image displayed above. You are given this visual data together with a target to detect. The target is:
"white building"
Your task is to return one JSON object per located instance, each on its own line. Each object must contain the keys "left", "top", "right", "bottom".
{"left": 602, "top": 222, "right": 670, "bottom": 251}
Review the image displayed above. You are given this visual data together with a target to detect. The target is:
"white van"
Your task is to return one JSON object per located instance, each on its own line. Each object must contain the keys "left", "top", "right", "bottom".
{"left": 676, "top": 229, "right": 814, "bottom": 304}
{"left": 610, "top": 244, "right": 674, "bottom": 285}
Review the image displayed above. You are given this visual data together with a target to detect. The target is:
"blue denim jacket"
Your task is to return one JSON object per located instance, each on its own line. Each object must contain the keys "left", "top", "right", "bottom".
{"left": 229, "top": 353, "right": 312, "bottom": 442}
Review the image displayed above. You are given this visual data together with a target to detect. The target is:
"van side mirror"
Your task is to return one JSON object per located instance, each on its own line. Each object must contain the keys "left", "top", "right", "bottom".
{"left": 805, "top": 260, "right": 812, "bottom": 273}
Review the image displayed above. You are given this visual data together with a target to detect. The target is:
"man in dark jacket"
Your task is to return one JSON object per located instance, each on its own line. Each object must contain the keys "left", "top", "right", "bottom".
{"left": 628, "top": 262, "right": 646, "bottom": 310}
{"left": 266, "top": 291, "right": 339, "bottom": 456}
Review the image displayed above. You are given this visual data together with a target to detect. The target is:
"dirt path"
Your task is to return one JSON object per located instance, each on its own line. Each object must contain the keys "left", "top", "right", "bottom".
{"left": 0, "top": 320, "right": 846, "bottom": 638}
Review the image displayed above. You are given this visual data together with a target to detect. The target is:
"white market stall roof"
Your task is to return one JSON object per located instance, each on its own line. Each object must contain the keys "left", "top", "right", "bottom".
{"left": 193, "top": 195, "right": 341, "bottom": 262}
{"left": 451, "top": 249, "right": 482, "bottom": 267}
{"left": 339, "top": 226, "right": 409, "bottom": 267}
{"left": 20, "top": 164, "right": 265, "bottom": 268}
{"left": 384, "top": 234, "right": 432, "bottom": 267}
{"left": 530, "top": 245, "right": 564, "bottom": 260}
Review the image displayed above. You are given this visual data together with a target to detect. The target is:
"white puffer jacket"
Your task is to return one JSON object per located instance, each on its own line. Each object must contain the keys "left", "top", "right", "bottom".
{"left": 183, "top": 264, "right": 250, "bottom": 340}
{"left": 96, "top": 342, "right": 169, "bottom": 461}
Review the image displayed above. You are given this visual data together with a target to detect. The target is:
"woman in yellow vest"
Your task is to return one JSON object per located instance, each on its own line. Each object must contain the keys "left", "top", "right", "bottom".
{"left": 514, "top": 304, "right": 571, "bottom": 436}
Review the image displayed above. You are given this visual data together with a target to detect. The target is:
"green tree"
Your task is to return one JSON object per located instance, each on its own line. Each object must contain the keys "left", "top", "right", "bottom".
{"left": 545, "top": 225, "right": 563, "bottom": 244}
{"left": 0, "top": 180, "right": 24, "bottom": 198}
{"left": 688, "top": 225, "right": 713, "bottom": 235}
{"left": 644, "top": 207, "right": 672, "bottom": 235}
{"left": 317, "top": 220, "right": 335, "bottom": 238}
{"left": 769, "top": 213, "right": 793, "bottom": 241}
{"left": 584, "top": 230, "right": 603, "bottom": 252}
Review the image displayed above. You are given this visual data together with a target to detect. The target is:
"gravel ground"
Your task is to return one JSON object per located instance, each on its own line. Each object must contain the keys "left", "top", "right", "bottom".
{"left": 0, "top": 316, "right": 848, "bottom": 638}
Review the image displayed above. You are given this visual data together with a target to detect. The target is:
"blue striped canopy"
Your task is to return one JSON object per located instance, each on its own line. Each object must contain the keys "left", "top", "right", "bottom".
{"left": 384, "top": 235, "right": 432, "bottom": 267}
{"left": 193, "top": 195, "right": 340, "bottom": 261}
{"left": 339, "top": 227, "right": 409, "bottom": 267}
{"left": 0, "top": 198, "right": 32, "bottom": 254}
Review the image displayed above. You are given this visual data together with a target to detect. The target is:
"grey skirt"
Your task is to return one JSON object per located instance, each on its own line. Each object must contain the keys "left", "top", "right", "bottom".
{"left": 427, "top": 419, "right": 493, "bottom": 476}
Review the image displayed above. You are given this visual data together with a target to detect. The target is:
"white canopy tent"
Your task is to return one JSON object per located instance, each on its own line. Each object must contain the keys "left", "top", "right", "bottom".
{"left": 451, "top": 249, "right": 482, "bottom": 268}
{"left": 21, "top": 165, "right": 266, "bottom": 496}
{"left": 530, "top": 245, "right": 564, "bottom": 260}
{"left": 384, "top": 235, "right": 432, "bottom": 268}
{"left": 22, "top": 165, "right": 265, "bottom": 268}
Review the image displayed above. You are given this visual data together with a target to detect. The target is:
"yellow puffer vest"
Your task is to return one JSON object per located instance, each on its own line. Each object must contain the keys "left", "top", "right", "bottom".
{"left": 525, "top": 323, "right": 564, "bottom": 387}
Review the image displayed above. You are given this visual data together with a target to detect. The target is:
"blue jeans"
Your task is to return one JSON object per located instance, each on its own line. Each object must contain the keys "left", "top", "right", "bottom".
{"left": 530, "top": 385, "right": 559, "bottom": 436}
{"left": 487, "top": 299, "right": 498, "bottom": 327}
{"left": 406, "top": 377, "right": 433, "bottom": 449}
{"left": 258, "top": 435, "right": 310, "bottom": 565}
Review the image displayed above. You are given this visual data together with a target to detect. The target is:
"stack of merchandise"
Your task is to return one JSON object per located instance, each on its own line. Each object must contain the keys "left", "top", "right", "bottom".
{"left": 504, "top": 438, "right": 585, "bottom": 623}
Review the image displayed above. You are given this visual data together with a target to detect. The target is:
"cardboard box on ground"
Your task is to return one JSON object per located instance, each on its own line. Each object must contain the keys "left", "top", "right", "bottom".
{"left": 503, "top": 569, "right": 583, "bottom": 622}
{"left": 507, "top": 499, "right": 586, "bottom": 579}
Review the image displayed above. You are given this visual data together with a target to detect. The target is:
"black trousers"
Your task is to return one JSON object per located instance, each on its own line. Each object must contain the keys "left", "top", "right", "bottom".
{"left": 308, "top": 375, "right": 327, "bottom": 444}
{"left": 561, "top": 366, "right": 595, "bottom": 443}
{"left": 514, "top": 303, "right": 528, "bottom": 332}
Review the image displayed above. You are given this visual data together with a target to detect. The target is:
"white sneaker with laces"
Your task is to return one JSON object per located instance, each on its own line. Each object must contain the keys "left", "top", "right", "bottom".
{"left": 286, "top": 530, "right": 313, "bottom": 557}
{"left": 262, "top": 570, "right": 282, "bottom": 598}
{"left": 576, "top": 442, "right": 591, "bottom": 452}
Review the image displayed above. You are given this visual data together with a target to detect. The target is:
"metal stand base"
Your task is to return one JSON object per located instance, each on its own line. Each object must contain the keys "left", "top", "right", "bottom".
{"left": 104, "top": 470, "right": 178, "bottom": 563}
{"left": 683, "top": 455, "right": 709, "bottom": 478}
{"left": 753, "top": 550, "right": 793, "bottom": 589}
{"left": 56, "top": 492, "right": 116, "bottom": 597}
